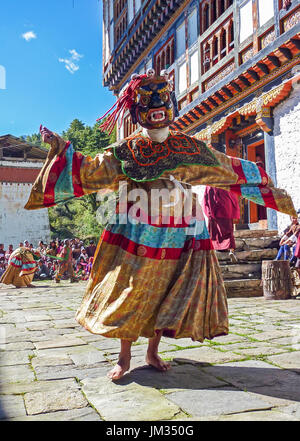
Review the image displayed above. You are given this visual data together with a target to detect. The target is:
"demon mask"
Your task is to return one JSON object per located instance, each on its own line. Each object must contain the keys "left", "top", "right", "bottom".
{"left": 130, "top": 69, "right": 179, "bottom": 129}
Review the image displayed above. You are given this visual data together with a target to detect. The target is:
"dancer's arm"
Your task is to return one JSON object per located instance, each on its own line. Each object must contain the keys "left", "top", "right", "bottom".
{"left": 24, "top": 126, "right": 122, "bottom": 210}
{"left": 166, "top": 142, "right": 296, "bottom": 218}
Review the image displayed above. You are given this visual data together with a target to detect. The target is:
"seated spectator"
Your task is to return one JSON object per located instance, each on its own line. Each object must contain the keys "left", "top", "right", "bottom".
{"left": 0, "top": 262, "right": 5, "bottom": 278}
{"left": 87, "top": 257, "right": 93, "bottom": 274}
{"left": 5, "top": 245, "right": 14, "bottom": 264}
{"left": 275, "top": 215, "right": 300, "bottom": 261}
{"left": 76, "top": 257, "right": 88, "bottom": 280}
{"left": 0, "top": 244, "right": 6, "bottom": 264}
{"left": 37, "top": 241, "right": 46, "bottom": 254}
{"left": 79, "top": 247, "right": 88, "bottom": 262}
{"left": 86, "top": 240, "right": 96, "bottom": 258}
{"left": 47, "top": 261, "right": 56, "bottom": 279}
{"left": 34, "top": 260, "right": 51, "bottom": 280}
{"left": 19, "top": 242, "right": 24, "bottom": 248}
{"left": 295, "top": 232, "right": 300, "bottom": 275}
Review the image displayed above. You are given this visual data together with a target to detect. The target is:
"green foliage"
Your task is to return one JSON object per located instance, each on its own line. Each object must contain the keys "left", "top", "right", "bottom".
{"left": 29, "top": 119, "right": 116, "bottom": 242}
{"left": 25, "top": 133, "right": 49, "bottom": 150}
{"left": 61, "top": 118, "right": 113, "bottom": 157}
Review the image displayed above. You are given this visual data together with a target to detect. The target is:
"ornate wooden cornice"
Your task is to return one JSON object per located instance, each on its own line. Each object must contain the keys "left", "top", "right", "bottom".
{"left": 104, "top": 0, "right": 187, "bottom": 90}
{"left": 193, "top": 71, "right": 300, "bottom": 142}
{"left": 170, "top": 34, "right": 300, "bottom": 135}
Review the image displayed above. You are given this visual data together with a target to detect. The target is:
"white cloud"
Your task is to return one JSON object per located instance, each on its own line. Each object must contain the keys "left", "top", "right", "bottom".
{"left": 59, "top": 49, "right": 83, "bottom": 74}
{"left": 22, "top": 31, "right": 37, "bottom": 42}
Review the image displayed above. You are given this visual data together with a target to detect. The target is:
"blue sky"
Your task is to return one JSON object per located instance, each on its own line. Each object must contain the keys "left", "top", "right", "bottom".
{"left": 0, "top": 0, "right": 116, "bottom": 137}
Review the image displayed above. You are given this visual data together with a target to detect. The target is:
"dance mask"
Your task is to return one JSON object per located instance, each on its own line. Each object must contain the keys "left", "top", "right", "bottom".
{"left": 98, "top": 69, "right": 179, "bottom": 134}
{"left": 130, "top": 69, "right": 179, "bottom": 129}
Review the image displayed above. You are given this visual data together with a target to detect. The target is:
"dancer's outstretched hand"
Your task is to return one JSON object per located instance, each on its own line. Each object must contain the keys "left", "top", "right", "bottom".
{"left": 40, "top": 125, "right": 54, "bottom": 144}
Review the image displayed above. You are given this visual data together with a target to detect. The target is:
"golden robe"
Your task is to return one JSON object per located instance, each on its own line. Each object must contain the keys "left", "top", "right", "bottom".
{"left": 24, "top": 132, "right": 296, "bottom": 341}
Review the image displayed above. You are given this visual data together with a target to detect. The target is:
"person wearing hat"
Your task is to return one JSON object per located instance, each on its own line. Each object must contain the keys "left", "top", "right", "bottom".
{"left": 25, "top": 70, "right": 297, "bottom": 380}
{"left": 0, "top": 247, "right": 41, "bottom": 288}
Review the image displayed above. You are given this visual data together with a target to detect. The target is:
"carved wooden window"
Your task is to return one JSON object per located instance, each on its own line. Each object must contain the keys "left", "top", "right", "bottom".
{"left": 213, "top": 37, "right": 219, "bottom": 65}
{"left": 203, "top": 3, "right": 210, "bottom": 32}
{"left": 154, "top": 36, "right": 174, "bottom": 74}
{"left": 221, "top": 29, "right": 227, "bottom": 59}
{"left": 220, "top": 0, "right": 226, "bottom": 15}
{"left": 123, "top": 113, "right": 137, "bottom": 138}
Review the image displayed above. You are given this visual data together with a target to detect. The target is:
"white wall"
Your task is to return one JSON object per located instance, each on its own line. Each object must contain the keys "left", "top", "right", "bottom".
{"left": 0, "top": 182, "right": 50, "bottom": 248}
{"left": 273, "top": 86, "right": 300, "bottom": 233}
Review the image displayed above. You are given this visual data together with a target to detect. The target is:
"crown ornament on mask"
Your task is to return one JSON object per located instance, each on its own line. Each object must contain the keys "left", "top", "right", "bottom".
{"left": 97, "top": 69, "right": 177, "bottom": 134}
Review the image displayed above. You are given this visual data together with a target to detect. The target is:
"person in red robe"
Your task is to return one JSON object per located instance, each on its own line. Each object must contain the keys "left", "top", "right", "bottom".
{"left": 202, "top": 186, "right": 240, "bottom": 262}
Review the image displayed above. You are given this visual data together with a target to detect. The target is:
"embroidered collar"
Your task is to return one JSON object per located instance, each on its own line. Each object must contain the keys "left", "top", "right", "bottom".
{"left": 113, "top": 131, "right": 220, "bottom": 182}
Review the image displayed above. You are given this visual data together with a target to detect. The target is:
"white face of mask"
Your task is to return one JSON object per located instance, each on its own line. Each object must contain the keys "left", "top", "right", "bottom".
{"left": 142, "top": 126, "right": 170, "bottom": 143}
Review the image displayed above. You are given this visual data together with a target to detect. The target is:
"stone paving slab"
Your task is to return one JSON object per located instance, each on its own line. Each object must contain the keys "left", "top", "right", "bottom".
{"left": 0, "top": 350, "right": 33, "bottom": 367}
{"left": 0, "top": 395, "right": 27, "bottom": 419}
{"left": 1, "top": 281, "right": 300, "bottom": 421}
{"left": 0, "top": 364, "right": 35, "bottom": 384}
{"left": 0, "top": 378, "right": 80, "bottom": 395}
{"left": 6, "top": 407, "right": 103, "bottom": 421}
{"left": 267, "top": 351, "right": 300, "bottom": 371}
{"left": 166, "top": 387, "right": 272, "bottom": 417}
{"left": 163, "top": 346, "right": 246, "bottom": 365}
{"left": 181, "top": 410, "right": 299, "bottom": 421}
{"left": 33, "top": 336, "right": 86, "bottom": 350}
{"left": 115, "top": 363, "right": 227, "bottom": 392}
{"left": 24, "top": 386, "right": 88, "bottom": 415}
{"left": 202, "top": 360, "right": 300, "bottom": 403}
{"left": 81, "top": 377, "right": 182, "bottom": 421}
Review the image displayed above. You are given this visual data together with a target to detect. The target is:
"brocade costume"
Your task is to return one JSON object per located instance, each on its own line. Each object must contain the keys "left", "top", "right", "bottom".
{"left": 0, "top": 247, "right": 38, "bottom": 288}
{"left": 25, "top": 131, "right": 296, "bottom": 342}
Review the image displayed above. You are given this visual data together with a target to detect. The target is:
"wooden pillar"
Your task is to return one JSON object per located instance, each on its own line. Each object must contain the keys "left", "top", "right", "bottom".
{"left": 216, "top": 29, "right": 222, "bottom": 62}
{"left": 224, "top": 22, "right": 231, "bottom": 55}
{"left": 208, "top": 37, "right": 214, "bottom": 69}
{"left": 252, "top": 0, "right": 259, "bottom": 54}
{"left": 233, "top": 0, "right": 239, "bottom": 67}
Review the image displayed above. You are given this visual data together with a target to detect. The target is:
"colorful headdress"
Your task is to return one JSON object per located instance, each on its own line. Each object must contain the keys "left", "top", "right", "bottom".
{"left": 97, "top": 69, "right": 175, "bottom": 134}
{"left": 97, "top": 73, "right": 148, "bottom": 134}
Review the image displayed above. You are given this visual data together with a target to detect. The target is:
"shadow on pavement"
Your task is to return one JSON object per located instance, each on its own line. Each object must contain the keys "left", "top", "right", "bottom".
{"left": 115, "top": 360, "right": 300, "bottom": 403}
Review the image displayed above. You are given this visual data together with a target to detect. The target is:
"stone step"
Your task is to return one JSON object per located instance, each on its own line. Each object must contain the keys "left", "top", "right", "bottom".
{"left": 234, "top": 229, "right": 278, "bottom": 239}
{"left": 216, "top": 248, "right": 277, "bottom": 263}
{"left": 235, "top": 236, "right": 280, "bottom": 251}
{"left": 224, "top": 279, "right": 263, "bottom": 298}
{"left": 220, "top": 262, "right": 261, "bottom": 280}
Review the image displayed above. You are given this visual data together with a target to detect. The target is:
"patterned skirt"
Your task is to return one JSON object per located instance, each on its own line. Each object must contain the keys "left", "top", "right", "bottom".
{"left": 76, "top": 214, "right": 228, "bottom": 342}
{"left": 0, "top": 248, "right": 37, "bottom": 288}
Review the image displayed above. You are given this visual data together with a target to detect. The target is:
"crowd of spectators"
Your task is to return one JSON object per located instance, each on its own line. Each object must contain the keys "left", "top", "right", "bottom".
{"left": 0, "top": 238, "right": 96, "bottom": 281}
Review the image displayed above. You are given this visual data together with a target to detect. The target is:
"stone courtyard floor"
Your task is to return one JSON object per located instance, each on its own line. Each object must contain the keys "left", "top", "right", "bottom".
{"left": 0, "top": 280, "right": 300, "bottom": 421}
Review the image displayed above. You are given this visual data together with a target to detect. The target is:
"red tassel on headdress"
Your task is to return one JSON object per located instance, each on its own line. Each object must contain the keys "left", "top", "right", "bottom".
{"left": 97, "top": 74, "right": 147, "bottom": 134}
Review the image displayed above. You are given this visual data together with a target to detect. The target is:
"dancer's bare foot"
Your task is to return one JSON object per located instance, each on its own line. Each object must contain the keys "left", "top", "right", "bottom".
{"left": 146, "top": 352, "right": 171, "bottom": 372}
{"left": 107, "top": 356, "right": 131, "bottom": 381}
{"left": 27, "top": 284, "right": 36, "bottom": 288}
{"left": 107, "top": 339, "right": 132, "bottom": 381}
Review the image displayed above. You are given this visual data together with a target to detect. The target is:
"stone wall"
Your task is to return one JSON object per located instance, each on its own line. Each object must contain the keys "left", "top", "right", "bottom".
{"left": 0, "top": 182, "right": 50, "bottom": 248}
{"left": 273, "top": 86, "right": 300, "bottom": 233}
